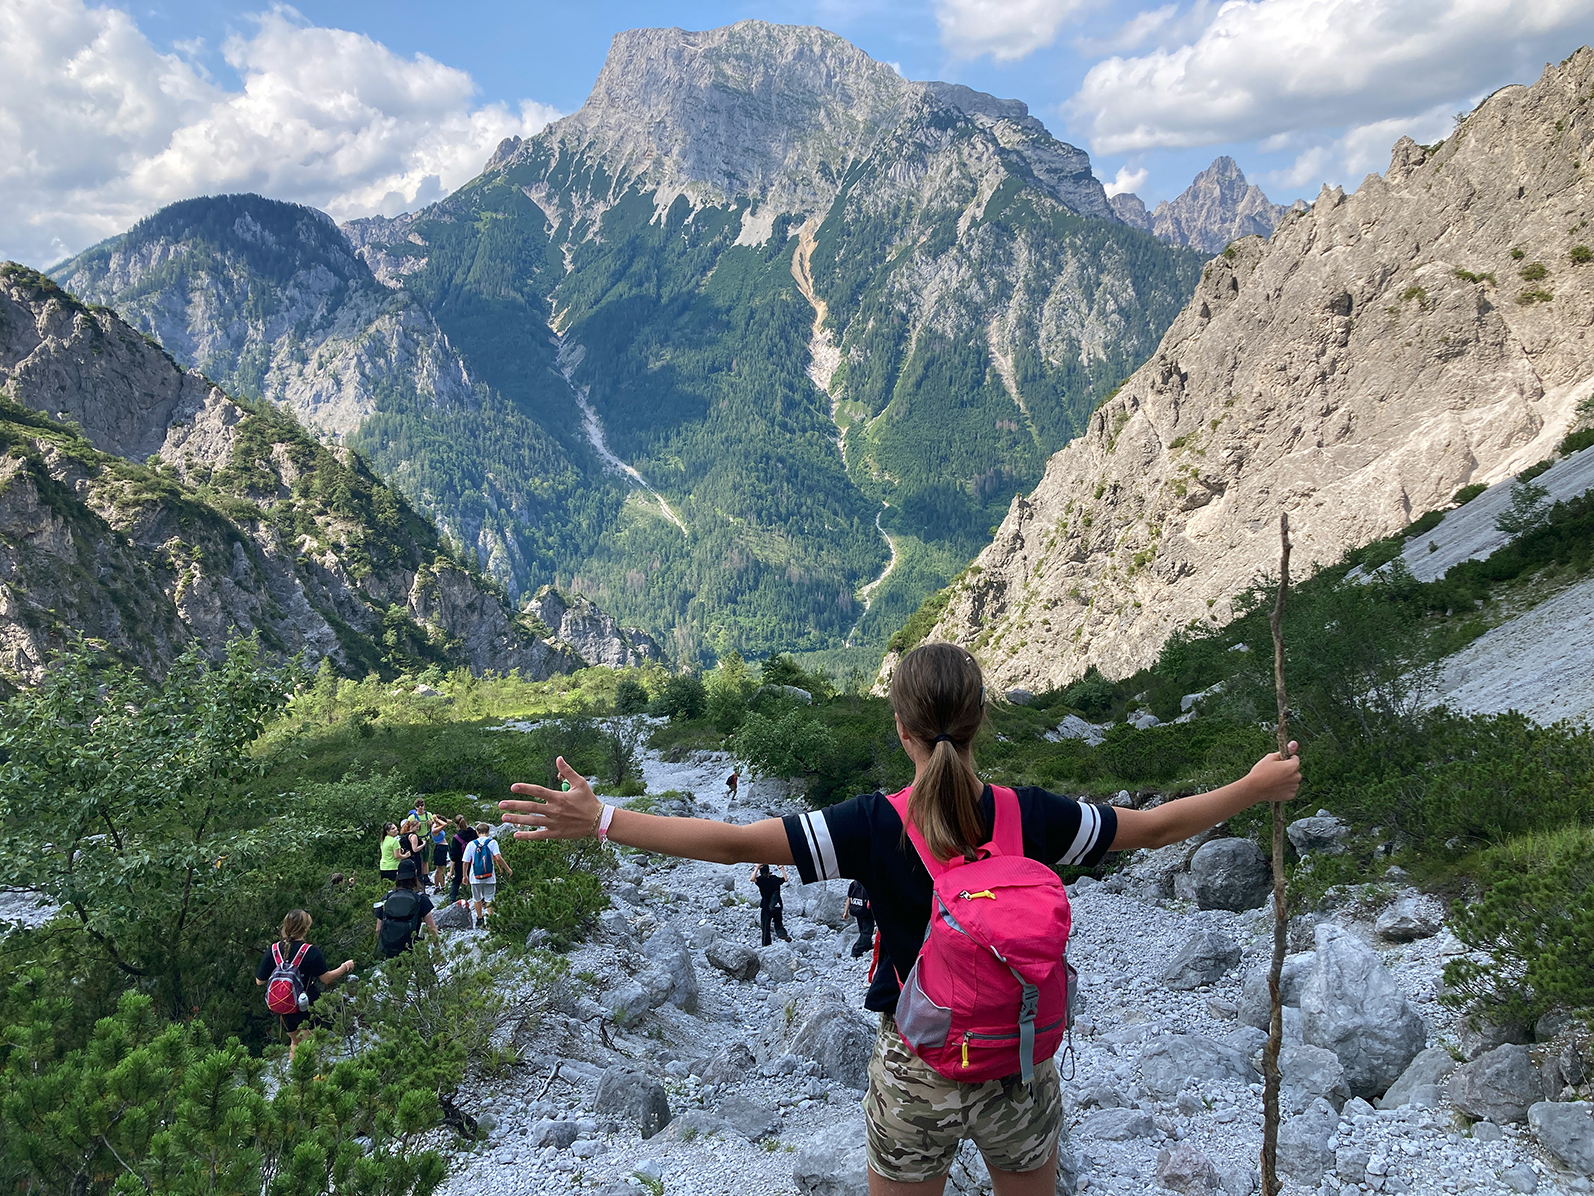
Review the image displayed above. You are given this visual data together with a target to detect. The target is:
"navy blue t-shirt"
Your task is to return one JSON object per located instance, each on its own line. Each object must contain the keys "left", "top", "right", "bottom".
{"left": 783, "top": 786, "right": 1117, "bottom": 1012}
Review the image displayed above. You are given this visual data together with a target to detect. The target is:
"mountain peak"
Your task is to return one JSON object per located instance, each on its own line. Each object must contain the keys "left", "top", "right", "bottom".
{"left": 1110, "top": 156, "right": 1290, "bottom": 254}
{"left": 493, "top": 19, "right": 1109, "bottom": 219}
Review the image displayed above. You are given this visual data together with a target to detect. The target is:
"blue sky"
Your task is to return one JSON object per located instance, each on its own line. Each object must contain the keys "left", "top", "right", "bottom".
{"left": 5, "top": 0, "right": 1594, "bottom": 265}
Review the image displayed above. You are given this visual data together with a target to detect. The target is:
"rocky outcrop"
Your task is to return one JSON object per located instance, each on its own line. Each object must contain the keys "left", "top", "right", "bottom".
{"left": 51, "top": 195, "right": 473, "bottom": 440}
{"left": 913, "top": 49, "right": 1594, "bottom": 691}
{"left": 0, "top": 264, "right": 582, "bottom": 685}
{"left": 1113, "top": 157, "right": 1295, "bottom": 254}
{"left": 525, "top": 586, "right": 661, "bottom": 668}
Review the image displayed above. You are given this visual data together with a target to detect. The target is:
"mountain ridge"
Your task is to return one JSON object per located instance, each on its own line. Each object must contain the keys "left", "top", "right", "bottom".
{"left": 0, "top": 263, "right": 610, "bottom": 686}
{"left": 900, "top": 47, "right": 1594, "bottom": 692}
{"left": 1111, "top": 156, "right": 1297, "bottom": 254}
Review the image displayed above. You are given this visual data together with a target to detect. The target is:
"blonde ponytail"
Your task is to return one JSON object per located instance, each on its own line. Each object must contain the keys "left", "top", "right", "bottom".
{"left": 890, "top": 643, "right": 988, "bottom": 862}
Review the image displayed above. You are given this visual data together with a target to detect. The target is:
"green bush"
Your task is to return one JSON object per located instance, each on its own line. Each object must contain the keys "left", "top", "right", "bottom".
{"left": 0, "top": 983, "right": 445, "bottom": 1196}
{"left": 1444, "top": 828, "right": 1594, "bottom": 1024}
{"left": 1453, "top": 482, "right": 1489, "bottom": 505}
{"left": 1561, "top": 427, "right": 1594, "bottom": 456}
{"left": 614, "top": 676, "right": 650, "bottom": 714}
{"left": 1495, "top": 478, "right": 1551, "bottom": 535}
{"left": 654, "top": 674, "right": 708, "bottom": 721}
{"left": 732, "top": 709, "right": 840, "bottom": 781}
{"left": 486, "top": 836, "right": 611, "bottom": 951}
{"left": 1570, "top": 245, "right": 1593, "bottom": 265}
{"left": 1520, "top": 261, "right": 1549, "bottom": 280}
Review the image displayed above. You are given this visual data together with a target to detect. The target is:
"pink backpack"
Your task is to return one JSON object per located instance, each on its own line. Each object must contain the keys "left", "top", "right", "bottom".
{"left": 887, "top": 785, "right": 1074, "bottom": 1083}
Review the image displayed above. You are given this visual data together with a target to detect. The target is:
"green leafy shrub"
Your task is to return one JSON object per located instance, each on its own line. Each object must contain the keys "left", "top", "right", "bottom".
{"left": 1518, "top": 458, "right": 1555, "bottom": 483}
{"left": 1570, "top": 245, "right": 1593, "bottom": 264}
{"left": 732, "top": 709, "right": 840, "bottom": 780}
{"left": 1561, "top": 427, "right": 1594, "bottom": 455}
{"left": 1520, "top": 261, "right": 1549, "bottom": 280}
{"left": 653, "top": 674, "right": 708, "bottom": 721}
{"left": 486, "top": 837, "right": 611, "bottom": 950}
{"left": 1495, "top": 478, "right": 1551, "bottom": 535}
{"left": 1453, "top": 482, "right": 1489, "bottom": 505}
{"left": 614, "top": 676, "right": 650, "bottom": 714}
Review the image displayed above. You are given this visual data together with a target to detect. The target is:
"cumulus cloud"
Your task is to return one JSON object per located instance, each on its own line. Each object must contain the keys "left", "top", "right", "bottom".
{"left": 1265, "top": 102, "right": 1457, "bottom": 192}
{"left": 0, "top": 0, "right": 559, "bottom": 266}
{"left": 935, "top": 0, "right": 1092, "bottom": 61}
{"left": 1103, "top": 164, "right": 1149, "bottom": 196}
{"left": 1068, "top": 0, "right": 1594, "bottom": 154}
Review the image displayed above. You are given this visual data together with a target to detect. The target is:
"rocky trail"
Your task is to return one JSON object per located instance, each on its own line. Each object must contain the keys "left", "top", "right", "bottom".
{"left": 424, "top": 732, "right": 1594, "bottom": 1196}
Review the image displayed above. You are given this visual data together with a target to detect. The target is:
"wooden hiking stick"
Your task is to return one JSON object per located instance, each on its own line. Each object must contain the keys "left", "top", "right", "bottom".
{"left": 1260, "top": 513, "right": 1293, "bottom": 1196}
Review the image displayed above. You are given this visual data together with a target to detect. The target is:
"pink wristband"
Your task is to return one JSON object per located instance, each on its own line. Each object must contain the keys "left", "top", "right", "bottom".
{"left": 597, "top": 804, "right": 617, "bottom": 842}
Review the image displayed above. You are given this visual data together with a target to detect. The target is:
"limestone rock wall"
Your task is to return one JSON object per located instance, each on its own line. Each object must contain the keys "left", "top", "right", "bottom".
{"left": 909, "top": 49, "right": 1594, "bottom": 692}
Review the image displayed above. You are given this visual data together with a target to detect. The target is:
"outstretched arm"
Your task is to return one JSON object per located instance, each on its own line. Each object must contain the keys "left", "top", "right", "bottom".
{"left": 1109, "top": 745, "right": 1302, "bottom": 851}
{"left": 503, "top": 757, "right": 794, "bottom": 866}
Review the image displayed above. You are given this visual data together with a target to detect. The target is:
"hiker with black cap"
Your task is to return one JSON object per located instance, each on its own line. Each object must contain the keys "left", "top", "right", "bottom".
{"left": 844, "top": 880, "right": 875, "bottom": 958}
{"left": 374, "top": 860, "right": 439, "bottom": 957}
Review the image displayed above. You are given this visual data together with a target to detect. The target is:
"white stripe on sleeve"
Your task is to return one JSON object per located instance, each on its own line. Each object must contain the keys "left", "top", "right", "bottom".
{"left": 803, "top": 811, "right": 840, "bottom": 880}
{"left": 1058, "top": 802, "right": 1102, "bottom": 866}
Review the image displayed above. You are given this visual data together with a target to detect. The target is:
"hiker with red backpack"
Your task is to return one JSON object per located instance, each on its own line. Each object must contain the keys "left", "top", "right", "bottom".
{"left": 501, "top": 641, "right": 1300, "bottom": 1196}
{"left": 255, "top": 908, "right": 354, "bottom": 1059}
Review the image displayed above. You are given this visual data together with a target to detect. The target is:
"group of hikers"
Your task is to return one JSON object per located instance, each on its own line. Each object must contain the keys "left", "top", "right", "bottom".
{"left": 258, "top": 802, "right": 511, "bottom": 1060}
{"left": 259, "top": 641, "right": 1301, "bottom": 1194}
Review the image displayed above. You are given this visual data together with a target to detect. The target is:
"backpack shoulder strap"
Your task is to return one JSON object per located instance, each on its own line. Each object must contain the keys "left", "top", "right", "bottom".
{"left": 884, "top": 786, "right": 949, "bottom": 879}
{"left": 290, "top": 942, "right": 312, "bottom": 969}
{"left": 989, "top": 785, "right": 1024, "bottom": 858}
{"left": 272, "top": 941, "right": 284, "bottom": 967}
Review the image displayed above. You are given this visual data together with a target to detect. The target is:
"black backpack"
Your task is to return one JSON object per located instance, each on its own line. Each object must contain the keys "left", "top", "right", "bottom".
{"left": 379, "top": 889, "right": 422, "bottom": 956}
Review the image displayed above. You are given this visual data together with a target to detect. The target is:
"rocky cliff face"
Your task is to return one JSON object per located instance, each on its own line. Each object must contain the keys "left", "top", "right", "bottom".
{"left": 0, "top": 264, "right": 581, "bottom": 685}
{"left": 1113, "top": 157, "right": 1296, "bottom": 254}
{"left": 525, "top": 586, "right": 662, "bottom": 669}
{"left": 909, "top": 49, "right": 1594, "bottom": 692}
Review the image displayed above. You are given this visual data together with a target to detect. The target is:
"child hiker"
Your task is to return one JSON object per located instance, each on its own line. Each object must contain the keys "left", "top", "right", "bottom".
{"left": 500, "top": 642, "right": 1300, "bottom": 1196}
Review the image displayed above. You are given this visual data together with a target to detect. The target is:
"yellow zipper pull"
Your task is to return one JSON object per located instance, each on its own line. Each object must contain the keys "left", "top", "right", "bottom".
{"left": 958, "top": 889, "right": 996, "bottom": 901}
{"left": 961, "top": 1034, "right": 970, "bottom": 1068}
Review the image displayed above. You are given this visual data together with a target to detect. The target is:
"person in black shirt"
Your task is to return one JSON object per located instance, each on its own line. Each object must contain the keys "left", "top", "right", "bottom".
{"left": 375, "top": 861, "right": 439, "bottom": 957}
{"left": 500, "top": 642, "right": 1301, "bottom": 1195}
{"left": 254, "top": 908, "right": 353, "bottom": 1059}
{"left": 844, "top": 880, "right": 874, "bottom": 959}
{"left": 750, "top": 862, "right": 792, "bottom": 945}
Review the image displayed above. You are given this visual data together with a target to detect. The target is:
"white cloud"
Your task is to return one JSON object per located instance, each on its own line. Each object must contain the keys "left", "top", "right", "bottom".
{"left": 1074, "top": 4, "right": 1179, "bottom": 55}
{"left": 935, "top": 0, "right": 1092, "bottom": 61}
{"left": 1264, "top": 102, "right": 1458, "bottom": 194}
{"left": 0, "top": 0, "right": 559, "bottom": 266}
{"left": 1068, "top": 0, "right": 1594, "bottom": 154}
{"left": 1103, "top": 164, "right": 1149, "bottom": 196}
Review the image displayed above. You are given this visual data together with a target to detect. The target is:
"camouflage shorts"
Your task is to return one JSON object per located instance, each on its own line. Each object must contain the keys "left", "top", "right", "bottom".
{"left": 864, "top": 1014, "right": 1062, "bottom": 1183}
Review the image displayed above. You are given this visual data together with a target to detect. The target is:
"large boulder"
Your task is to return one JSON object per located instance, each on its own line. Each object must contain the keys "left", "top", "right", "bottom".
{"left": 1161, "top": 931, "right": 1242, "bottom": 990}
{"left": 1373, "top": 893, "right": 1440, "bottom": 942}
{"left": 1527, "top": 1101, "right": 1594, "bottom": 1175}
{"left": 803, "top": 883, "right": 848, "bottom": 927}
{"left": 1188, "top": 839, "right": 1271, "bottom": 911}
{"left": 1299, "top": 924, "right": 1426, "bottom": 1098}
{"left": 432, "top": 900, "right": 473, "bottom": 930}
{"left": 642, "top": 923, "right": 699, "bottom": 1012}
{"left": 1239, "top": 952, "right": 1315, "bottom": 1029}
{"left": 706, "top": 940, "right": 760, "bottom": 982}
{"left": 1447, "top": 1044, "right": 1544, "bottom": 1125}
{"left": 1286, "top": 812, "right": 1349, "bottom": 856}
{"left": 594, "top": 1066, "right": 671, "bottom": 1139}
{"left": 528, "top": 1119, "right": 581, "bottom": 1149}
{"left": 1281, "top": 1044, "right": 1351, "bottom": 1113}
{"left": 1156, "top": 1143, "right": 1221, "bottom": 1193}
{"left": 757, "top": 943, "right": 797, "bottom": 982}
{"left": 1078, "top": 1108, "right": 1156, "bottom": 1141}
{"left": 1139, "top": 1035, "right": 1256, "bottom": 1100}
{"left": 717, "top": 1094, "right": 781, "bottom": 1141}
{"left": 758, "top": 986, "right": 876, "bottom": 1090}
{"left": 793, "top": 1119, "right": 869, "bottom": 1196}
{"left": 1276, "top": 1098, "right": 1339, "bottom": 1188}
{"left": 1377, "top": 1046, "right": 1457, "bottom": 1110}
{"left": 700, "top": 1041, "right": 756, "bottom": 1087}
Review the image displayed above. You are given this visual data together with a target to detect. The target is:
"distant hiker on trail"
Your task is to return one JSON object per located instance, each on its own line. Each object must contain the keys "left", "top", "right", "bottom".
{"left": 844, "top": 880, "right": 875, "bottom": 959}
{"left": 449, "top": 814, "right": 477, "bottom": 904}
{"left": 751, "top": 862, "right": 792, "bottom": 945}
{"left": 501, "top": 640, "right": 1300, "bottom": 1196}
{"left": 378, "top": 822, "right": 400, "bottom": 881}
{"left": 428, "top": 812, "right": 451, "bottom": 891}
{"left": 461, "top": 822, "right": 511, "bottom": 929}
{"left": 256, "top": 908, "right": 353, "bottom": 1060}
{"left": 375, "top": 861, "right": 439, "bottom": 957}
{"left": 726, "top": 770, "right": 740, "bottom": 801}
